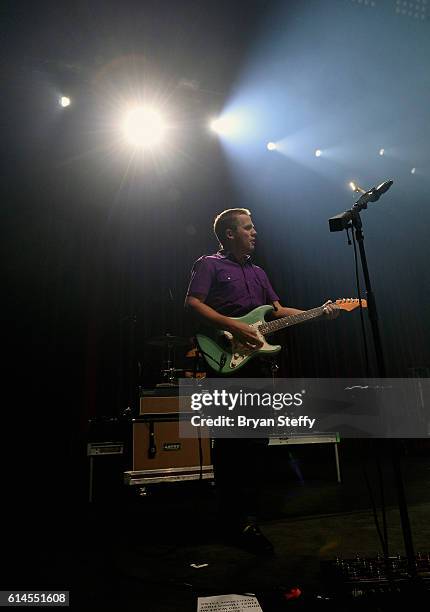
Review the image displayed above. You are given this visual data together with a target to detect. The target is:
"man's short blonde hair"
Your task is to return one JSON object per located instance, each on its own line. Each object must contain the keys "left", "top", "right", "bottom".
{"left": 213, "top": 208, "right": 251, "bottom": 247}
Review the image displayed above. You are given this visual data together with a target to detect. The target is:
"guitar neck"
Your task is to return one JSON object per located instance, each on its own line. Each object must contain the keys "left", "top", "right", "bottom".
{"left": 259, "top": 306, "right": 326, "bottom": 336}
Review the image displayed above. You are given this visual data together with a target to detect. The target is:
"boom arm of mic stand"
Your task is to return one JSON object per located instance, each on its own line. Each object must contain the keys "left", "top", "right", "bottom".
{"left": 329, "top": 189, "right": 379, "bottom": 232}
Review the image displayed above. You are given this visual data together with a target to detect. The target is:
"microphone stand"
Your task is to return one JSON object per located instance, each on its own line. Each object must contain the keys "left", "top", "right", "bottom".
{"left": 329, "top": 183, "right": 418, "bottom": 581}
{"left": 349, "top": 209, "right": 386, "bottom": 377}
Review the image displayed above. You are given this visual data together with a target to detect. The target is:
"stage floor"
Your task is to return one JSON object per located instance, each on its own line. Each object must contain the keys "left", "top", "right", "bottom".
{"left": 5, "top": 443, "right": 430, "bottom": 611}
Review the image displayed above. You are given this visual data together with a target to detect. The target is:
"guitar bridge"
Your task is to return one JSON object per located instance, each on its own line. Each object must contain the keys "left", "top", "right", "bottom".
{"left": 229, "top": 344, "right": 251, "bottom": 369}
{"left": 223, "top": 325, "right": 264, "bottom": 369}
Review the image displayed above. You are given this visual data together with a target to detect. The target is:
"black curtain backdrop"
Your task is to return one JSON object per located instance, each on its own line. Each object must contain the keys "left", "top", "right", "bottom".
{"left": 2, "top": 1, "right": 429, "bottom": 516}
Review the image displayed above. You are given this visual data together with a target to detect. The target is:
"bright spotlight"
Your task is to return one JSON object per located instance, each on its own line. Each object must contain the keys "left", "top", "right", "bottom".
{"left": 379, "top": 148, "right": 385, "bottom": 156}
{"left": 315, "top": 149, "right": 322, "bottom": 157}
{"left": 209, "top": 115, "right": 239, "bottom": 136}
{"left": 123, "top": 106, "right": 167, "bottom": 148}
{"left": 349, "top": 181, "right": 366, "bottom": 194}
{"left": 60, "top": 96, "right": 71, "bottom": 108}
{"left": 267, "top": 142, "right": 277, "bottom": 151}
{"left": 411, "top": 167, "right": 416, "bottom": 174}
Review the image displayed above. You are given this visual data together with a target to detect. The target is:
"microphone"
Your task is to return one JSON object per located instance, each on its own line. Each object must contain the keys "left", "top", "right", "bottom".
{"left": 368, "top": 179, "right": 393, "bottom": 202}
{"left": 329, "top": 179, "right": 394, "bottom": 232}
{"left": 376, "top": 179, "right": 393, "bottom": 194}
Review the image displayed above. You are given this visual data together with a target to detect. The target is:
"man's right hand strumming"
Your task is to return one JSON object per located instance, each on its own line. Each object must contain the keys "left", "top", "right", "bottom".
{"left": 185, "top": 295, "right": 263, "bottom": 348}
{"left": 227, "top": 320, "right": 264, "bottom": 349}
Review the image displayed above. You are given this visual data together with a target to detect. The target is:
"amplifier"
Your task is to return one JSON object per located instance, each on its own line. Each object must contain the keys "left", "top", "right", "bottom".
{"left": 87, "top": 442, "right": 126, "bottom": 502}
{"left": 126, "top": 410, "right": 213, "bottom": 486}
{"left": 139, "top": 395, "right": 192, "bottom": 414}
{"left": 87, "top": 442, "right": 124, "bottom": 456}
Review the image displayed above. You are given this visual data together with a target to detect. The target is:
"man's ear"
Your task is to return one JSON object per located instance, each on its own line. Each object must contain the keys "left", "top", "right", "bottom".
{"left": 225, "top": 228, "right": 235, "bottom": 241}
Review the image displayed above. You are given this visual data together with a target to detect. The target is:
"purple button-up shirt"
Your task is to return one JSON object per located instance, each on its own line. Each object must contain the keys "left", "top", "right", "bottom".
{"left": 186, "top": 252, "right": 280, "bottom": 317}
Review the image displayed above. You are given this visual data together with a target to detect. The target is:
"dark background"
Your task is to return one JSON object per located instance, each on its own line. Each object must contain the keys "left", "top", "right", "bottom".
{"left": 2, "top": 0, "right": 429, "bottom": 534}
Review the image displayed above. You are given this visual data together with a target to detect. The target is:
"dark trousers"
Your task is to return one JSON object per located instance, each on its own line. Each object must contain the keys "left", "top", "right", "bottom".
{"left": 207, "top": 357, "right": 275, "bottom": 529}
{"left": 212, "top": 437, "right": 268, "bottom": 529}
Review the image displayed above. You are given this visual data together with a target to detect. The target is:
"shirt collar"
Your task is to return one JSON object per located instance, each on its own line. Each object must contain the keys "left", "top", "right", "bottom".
{"left": 218, "top": 249, "right": 252, "bottom": 264}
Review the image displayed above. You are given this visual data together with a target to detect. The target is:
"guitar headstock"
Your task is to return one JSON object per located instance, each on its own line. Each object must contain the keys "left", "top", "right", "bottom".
{"left": 335, "top": 298, "right": 367, "bottom": 312}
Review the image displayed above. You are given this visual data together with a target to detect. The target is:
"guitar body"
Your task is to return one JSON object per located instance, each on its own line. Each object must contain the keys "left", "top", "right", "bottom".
{"left": 196, "top": 305, "right": 281, "bottom": 375}
{"left": 195, "top": 298, "right": 366, "bottom": 375}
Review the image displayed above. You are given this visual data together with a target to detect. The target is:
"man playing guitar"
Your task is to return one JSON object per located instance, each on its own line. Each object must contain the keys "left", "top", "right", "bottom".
{"left": 185, "top": 208, "right": 339, "bottom": 554}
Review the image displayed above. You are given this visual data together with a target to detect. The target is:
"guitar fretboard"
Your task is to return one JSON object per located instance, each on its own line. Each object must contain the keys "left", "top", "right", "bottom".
{"left": 259, "top": 306, "right": 325, "bottom": 335}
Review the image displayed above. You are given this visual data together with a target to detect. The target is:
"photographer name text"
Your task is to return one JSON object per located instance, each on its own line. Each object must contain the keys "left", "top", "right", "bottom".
{"left": 190, "top": 415, "right": 316, "bottom": 429}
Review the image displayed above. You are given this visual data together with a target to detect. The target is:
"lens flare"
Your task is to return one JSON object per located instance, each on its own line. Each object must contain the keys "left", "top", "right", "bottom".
{"left": 123, "top": 106, "right": 167, "bottom": 148}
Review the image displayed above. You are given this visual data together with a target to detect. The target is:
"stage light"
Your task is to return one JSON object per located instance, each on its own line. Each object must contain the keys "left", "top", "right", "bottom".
{"left": 411, "top": 167, "right": 416, "bottom": 174}
{"left": 209, "top": 115, "right": 240, "bottom": 136}
{"left": 267, "top": 142, "right": 277, "bottom": 151}
{"left": 315, "top": 149, "right": 322, "bottom": 157}
{"left": 60, "top": 96, "right": 71, "bottom": 107}
{"left": 379, "top": 148, "right": 385, "bottom": 156}
{"left": 122, "top": 106, "right": 167, "bottom": 148}
{"left": 349, "top": 181, "right": 366, "bottom": 194}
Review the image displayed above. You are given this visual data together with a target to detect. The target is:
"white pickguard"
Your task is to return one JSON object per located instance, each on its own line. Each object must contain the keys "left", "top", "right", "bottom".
{"left": 223, "top": 321, "right": 276, "bottom": 369}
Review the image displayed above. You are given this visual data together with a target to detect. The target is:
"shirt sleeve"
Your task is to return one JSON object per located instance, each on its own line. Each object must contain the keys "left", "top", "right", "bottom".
{"left": 257, "top": 267, "right": 280, "bottom": 303}
{"left": 186, "top": 257, "right": 216, "bottom": 301}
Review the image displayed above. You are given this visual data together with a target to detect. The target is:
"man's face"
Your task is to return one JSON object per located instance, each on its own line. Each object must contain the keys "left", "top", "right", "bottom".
{"left": 230, "top": 214, "right": 257, "bottom": 254}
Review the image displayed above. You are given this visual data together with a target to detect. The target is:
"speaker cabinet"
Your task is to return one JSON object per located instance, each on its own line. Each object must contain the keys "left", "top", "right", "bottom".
{"left": 139, "top": 395, "right": 191, "bottom": 415}
{"left": 125, "top": 395, "right": 213, "bottom": 486}
{"left": 133, "top": 420, "right": 211, "bottom": 471}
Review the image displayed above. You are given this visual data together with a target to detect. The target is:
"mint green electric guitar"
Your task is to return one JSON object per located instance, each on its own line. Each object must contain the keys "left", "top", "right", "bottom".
{"left": 196, "top": 298, "right": 367, "bottom": 374}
